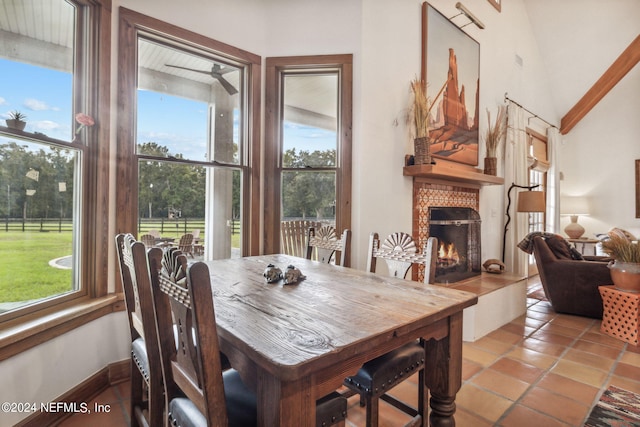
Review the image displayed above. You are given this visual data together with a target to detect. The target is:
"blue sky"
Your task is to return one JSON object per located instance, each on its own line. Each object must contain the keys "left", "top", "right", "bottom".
{"left": 0, "top": 59, "right": 73, "bottom": 141}
{"left": 1, "top": 59, "right": 336, "bottom": 155}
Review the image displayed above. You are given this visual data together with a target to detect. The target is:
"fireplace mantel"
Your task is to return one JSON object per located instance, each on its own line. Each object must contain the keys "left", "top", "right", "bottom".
{"left": 403, "top": 164, "right": 504, "bottom": 186}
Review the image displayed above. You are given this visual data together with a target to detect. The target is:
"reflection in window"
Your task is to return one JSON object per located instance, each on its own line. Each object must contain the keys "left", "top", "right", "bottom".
{"left": 136, "top": 37, "right": 244, "bottom": 259}
{"left": 264, "top": 55, "right": 352, "bottom": 256}
{"left": 282, "top": 74, "right": 337, "bottom": 168}
{"left": 282, "top": 170, "right": 336, "bottom": 220}
{"left": 281, "top": 72, "right": 338, "bottom": 222}
{"left": 0, "top": 137, "right": 78, "bottom": 310}
{"left": 0, "top": 0, "right": 83, "bottom": 315}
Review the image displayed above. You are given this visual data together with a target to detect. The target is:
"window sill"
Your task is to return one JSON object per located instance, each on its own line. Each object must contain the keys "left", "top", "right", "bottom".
{"left": 0, "top": 294, "right": 125, "bottom": 362}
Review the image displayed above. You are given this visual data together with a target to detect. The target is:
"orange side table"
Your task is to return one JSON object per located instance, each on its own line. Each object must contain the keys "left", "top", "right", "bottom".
{"left": 599, "top": 285, "right": 640, "bottom": 345}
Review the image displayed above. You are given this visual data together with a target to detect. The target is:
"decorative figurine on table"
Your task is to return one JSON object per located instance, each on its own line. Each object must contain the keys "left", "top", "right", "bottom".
{"left": 263, "top": 264, "right": 283, "bottom": 283}
{"left": 283, "top": 265, "right": 306, "bottom": 285}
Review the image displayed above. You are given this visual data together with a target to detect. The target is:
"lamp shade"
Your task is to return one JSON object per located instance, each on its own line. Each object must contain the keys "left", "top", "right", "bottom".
{"left": 517, "top": 191, "right": 545, "bottom": 212}
{"left": 561, "top": 196, "right": 590, "bottom": 216}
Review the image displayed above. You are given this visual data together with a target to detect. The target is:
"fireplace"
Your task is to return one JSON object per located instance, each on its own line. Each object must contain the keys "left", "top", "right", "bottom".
{"left": 428, "top": 207, "right": 481, "bottom": 283}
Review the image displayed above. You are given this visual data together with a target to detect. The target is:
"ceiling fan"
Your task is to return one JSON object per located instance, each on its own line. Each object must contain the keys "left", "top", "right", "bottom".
{"left": 164, "top": 63, "right": 238, "bottom": 95}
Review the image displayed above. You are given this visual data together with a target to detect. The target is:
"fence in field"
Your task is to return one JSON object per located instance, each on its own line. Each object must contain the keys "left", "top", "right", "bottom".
{"left": 2, "top": 218, "right": 74, "bottom": 233}
{"left": 137, "top": 218, "right": 240, "bottom": 236}
{"left": 1, "top": 218, "right": 241, "bottom": 235}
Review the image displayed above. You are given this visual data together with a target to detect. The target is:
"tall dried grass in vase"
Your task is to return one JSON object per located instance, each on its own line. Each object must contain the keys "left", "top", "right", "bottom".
{"left": 601, "top": 234, "right": 640, "bottom": 292}
{"left": 410, "top": 78, "right": 430, "bottom": 139}
{"left": 409, "top": 78, "right": 432, "bottom": 165}
{"left": 601, "top": 234, "right": 640, "bottom": 264}
{"left": 483, "top": 105, "right": 506, "bottom": 175}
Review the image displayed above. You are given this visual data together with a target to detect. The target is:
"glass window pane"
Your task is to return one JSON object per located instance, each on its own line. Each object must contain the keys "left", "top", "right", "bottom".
{"left": 0, "top": 0, "right": 75, "bottom": 141}
{"left": 136, "top": 38, "right": 241, "bottom": 164}
{"left": 282, "top": 170, "right": 336, "bottom": 222}
{"left": 0, "top": 137, "right": 77, "bottom": 312}
{"left": 282, "top": 74, "right": 337, "bottom": 167}
{"left": 138, "top": 161, "right": 241, "bottom": 259}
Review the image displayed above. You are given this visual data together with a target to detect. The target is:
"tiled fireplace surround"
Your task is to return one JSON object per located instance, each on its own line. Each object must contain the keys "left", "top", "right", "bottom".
{"left": 412, "top": 179, "right": 479, "bottom": 282}
{"left": 411, "top": 177, "right": 528, "bottom": 342}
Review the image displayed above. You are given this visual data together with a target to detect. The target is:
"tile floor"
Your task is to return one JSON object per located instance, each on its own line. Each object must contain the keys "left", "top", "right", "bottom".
{"left": 57, "top": 276, "right": 640, "bottom": 427}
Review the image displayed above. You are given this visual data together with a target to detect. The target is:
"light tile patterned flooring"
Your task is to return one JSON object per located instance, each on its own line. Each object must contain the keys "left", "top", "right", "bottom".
{"left": 58, "top": 276, "right": 640, "bottom": 427}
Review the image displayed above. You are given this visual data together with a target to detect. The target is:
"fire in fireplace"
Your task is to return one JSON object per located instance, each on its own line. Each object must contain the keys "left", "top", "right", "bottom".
{"left": 428, "top": 207, "right": 481, "bottom": 283}
{"left": 438, "top": 241, "right": 461, "bottom": 267}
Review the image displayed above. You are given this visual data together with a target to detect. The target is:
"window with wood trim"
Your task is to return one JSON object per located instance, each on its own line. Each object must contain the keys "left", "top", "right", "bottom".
{"left": 0, "top": 0, "right": 110, "bottom": 323}
{"left": 116, "top": 8, "right": 261, "bottom": 259}
{"left": 264, "top": 55, "right": 352, "bottom": 256}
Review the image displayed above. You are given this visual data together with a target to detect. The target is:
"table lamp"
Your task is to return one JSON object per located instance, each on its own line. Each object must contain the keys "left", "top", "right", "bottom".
{"left": 561, "top": 196, "right": 590, "bottom": 239}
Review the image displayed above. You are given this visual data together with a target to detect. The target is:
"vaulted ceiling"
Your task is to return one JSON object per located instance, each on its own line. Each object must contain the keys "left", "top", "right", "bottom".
{"left": 522, "top": 0, "right": 640, "bottom": 133}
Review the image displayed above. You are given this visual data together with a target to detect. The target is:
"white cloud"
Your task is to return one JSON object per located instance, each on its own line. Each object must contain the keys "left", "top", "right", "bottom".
{"left": 35, "top": 120, "right": 61, "bottom": 131}
{"left": 0, "top": 97, "right": 6, "bottom": 105}
{"left": 24, "top": 98, "right": 59, "bottom": 111}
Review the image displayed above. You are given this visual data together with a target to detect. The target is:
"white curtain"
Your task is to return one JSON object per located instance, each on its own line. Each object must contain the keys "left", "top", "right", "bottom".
{"left": 546, "top": 127, "right": 561, "bottom": 233}
{"left": 503, "top": 103, "right": 529, "bottom": 276}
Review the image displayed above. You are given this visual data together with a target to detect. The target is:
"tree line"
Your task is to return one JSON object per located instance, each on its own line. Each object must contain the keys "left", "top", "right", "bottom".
{"left": 0, "top": 142, "right": 75, "bottom": 219}
{"left": 0, "top": 140, "right": 336, "bottom": 221}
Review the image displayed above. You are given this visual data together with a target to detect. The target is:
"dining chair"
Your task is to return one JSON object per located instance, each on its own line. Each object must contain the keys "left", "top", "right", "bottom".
{"left": 149, "top": 250, "right": 348, "bottom": 427}
{"left": 175, "top": 232, "right": 194, "bottom": 258}
{"left": 343, "top": 231, "right": 437, "bottom": 427}
{"left": 281, "top": 219, "right": 320, "bottom": 257}
{"left": 191, "top": 228, "right": 204, "bottom": 255}
{"left": 115, "top": 233, "right": 165, "bottom": 427}
{"left": 139, "top": 233, "right": 156, "bottom": 248}
{"left": 306, "top": 225, "right": 351, "bottom": 267}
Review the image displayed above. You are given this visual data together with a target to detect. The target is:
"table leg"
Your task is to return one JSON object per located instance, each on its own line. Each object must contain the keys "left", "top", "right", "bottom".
{"left": 424, "top": 312, "right": 464, "bottom": 427}
{"left": 257, "top": 369, "right": 315, "bottom": 427}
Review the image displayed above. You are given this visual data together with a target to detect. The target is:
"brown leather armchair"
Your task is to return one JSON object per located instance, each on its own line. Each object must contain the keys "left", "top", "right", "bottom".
{"left": 532, "top": 235, "right": 612, "bottom": 318}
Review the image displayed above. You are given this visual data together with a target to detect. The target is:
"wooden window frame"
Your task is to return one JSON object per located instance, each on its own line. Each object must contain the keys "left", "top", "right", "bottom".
{"left": 264, "top": 55, "right": 353, "bottom": 254}
{"left": 0, "top": 0, "right": 112, "bottom": 361}
{"left": 115, "top": 8, "right": 261, "bottom": 257}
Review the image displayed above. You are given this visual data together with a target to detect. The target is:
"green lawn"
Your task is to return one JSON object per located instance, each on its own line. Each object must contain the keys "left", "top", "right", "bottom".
{"left": 0, "top": 230, "right": 242, "bottom": 304}
{"left": 0, "top": 232, "right": 73, "bottom": 303}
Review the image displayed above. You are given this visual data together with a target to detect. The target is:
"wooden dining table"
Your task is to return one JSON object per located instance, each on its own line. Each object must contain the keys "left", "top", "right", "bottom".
{"left": 204, "top": 254, "right": 478, "bottom": 427}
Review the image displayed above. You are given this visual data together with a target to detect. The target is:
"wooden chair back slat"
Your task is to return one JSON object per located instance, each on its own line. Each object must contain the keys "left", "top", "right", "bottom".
{"left": 306, "top": 225, "right": 351, "bottom": 267}
{"left": 367, "top": 232, "right": 437, "bottom": 283}
{"left": 177, "top": 233, "right": 194, "bottom": 257}
{"left": 151, "top": 251, "right": 229, "bottom": 426}
{"left": 140, "top": 233, "right": 156, "bottom": 248}
{"left": 281, "top": 220, "right": 320, "bottom": 257}
{"left": 115, "top": 233, "right": 164, "bottom": 426}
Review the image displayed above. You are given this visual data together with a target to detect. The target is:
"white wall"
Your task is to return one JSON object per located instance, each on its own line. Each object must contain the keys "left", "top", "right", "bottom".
{"left": 0, "top": 313, "right": 129, "bottom": 427}
{"left": 352, "top": 0, "right": 557, "bottom": 267}
{"left": 524, "top": 0, "right": 640, "bottom": 238}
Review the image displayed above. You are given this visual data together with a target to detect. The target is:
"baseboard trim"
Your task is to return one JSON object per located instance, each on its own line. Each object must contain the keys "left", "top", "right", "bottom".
{"left": 14, "top": 359, "right": 129, "bottom": 427}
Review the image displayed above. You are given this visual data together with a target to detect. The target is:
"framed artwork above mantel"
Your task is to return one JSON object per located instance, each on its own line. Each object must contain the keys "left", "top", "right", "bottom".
{"left": 421, "top": 2, "right": 480, "bottom": 167}
{"left": 488, "top": 0, "right": 501, "bottom": 12}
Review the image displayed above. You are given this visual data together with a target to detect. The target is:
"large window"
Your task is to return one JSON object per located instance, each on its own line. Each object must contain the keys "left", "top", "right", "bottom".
{"left": 117, "top": 9, "right": 261, "bottom": 259}
{"left": 0, "top": 0, "right": 109, "bottom": 323}
{"left": 264, "top": 55, "right": 352, "bottom": 254}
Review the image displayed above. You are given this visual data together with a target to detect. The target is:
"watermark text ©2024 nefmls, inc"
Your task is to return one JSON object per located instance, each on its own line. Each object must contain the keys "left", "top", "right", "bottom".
{"left": 2, "top": 401, "right": 111, "bottom": 414}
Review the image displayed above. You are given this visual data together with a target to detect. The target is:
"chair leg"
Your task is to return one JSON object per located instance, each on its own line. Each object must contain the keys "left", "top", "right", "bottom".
{"left": 418, "top": 368, "right": 426, "bottom": 422}
{"left": 148, "top": 376, "right": 164, "bottom": 427}
{"left": 130, "top": 363, "right": 144, "bottom": 427}
{"left": 365, "top": 395, "right": 379, "bottom": 427}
